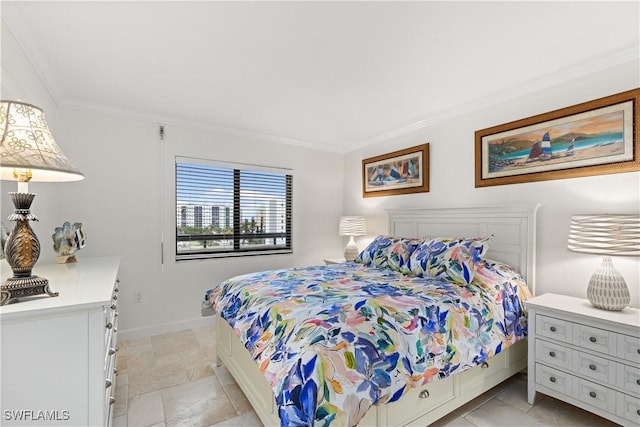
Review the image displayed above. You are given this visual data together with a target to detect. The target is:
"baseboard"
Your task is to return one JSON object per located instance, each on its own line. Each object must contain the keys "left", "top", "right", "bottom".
{"left": 118, "top": 316, "right": 214, "bottom": 341}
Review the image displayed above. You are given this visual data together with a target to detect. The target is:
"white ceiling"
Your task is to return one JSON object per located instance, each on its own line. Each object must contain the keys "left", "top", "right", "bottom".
{"left": 2, "top": 1, "right": 639, "bottom": 152}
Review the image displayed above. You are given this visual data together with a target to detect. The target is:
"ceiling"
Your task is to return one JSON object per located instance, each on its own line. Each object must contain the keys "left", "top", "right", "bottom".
{"left": 2, "top": 1, "right": 638, "bottom": 152}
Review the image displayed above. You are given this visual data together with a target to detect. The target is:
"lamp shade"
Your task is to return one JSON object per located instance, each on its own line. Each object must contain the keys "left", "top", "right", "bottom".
{"left": 0, "top": 100, "right": 84, "bottom": 182}
{"left": 339, "top": 216, "right": 367, "bottom": 237}
{"left": 568, "top": 214, "right": 640, "bottom": 256}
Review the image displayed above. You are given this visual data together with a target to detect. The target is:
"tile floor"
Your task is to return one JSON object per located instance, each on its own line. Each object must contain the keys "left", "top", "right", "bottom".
{"left": 113, "top": 322, "right": 618, "bottom": 427}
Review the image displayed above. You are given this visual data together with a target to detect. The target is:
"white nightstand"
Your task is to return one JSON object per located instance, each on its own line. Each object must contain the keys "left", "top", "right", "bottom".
{"left": 324, "top": 257, "right": 346, "bottom": 265}
{"left": 525, "top": 293, "right": 640, "bottom": 426}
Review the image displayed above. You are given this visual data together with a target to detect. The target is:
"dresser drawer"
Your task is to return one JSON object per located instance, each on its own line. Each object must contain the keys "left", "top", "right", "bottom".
{"left": 573, "top": 324, "right": 614, "bottom": 356}
{"left": 617, "top": 363, "right": 640, "bottom": 397}
{"left": 535, "top": 339, "right": 569, "bottom": 369}
{"left": 618, "top": 393, "right": 640, "bottom": 425}
{"left": 573, "top": 350, "right": 615, "bottom": 386}
{"left": 386, "top": 375, "right": 455, "bottom": 426}
{"left": 574, "top": 377, "right": 617, "bottom": 414}
{"left": 535, "top": 363, "right": 570, "bottom": 394}
{"left": 536, "top": 315, "right": 570, "bottom": 342}
{"left": 617, "top": 334, "right": 640, "bottom": 365}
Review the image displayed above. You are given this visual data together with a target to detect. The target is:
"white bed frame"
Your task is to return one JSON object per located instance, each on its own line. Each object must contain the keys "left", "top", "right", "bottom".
{"left": 215, "top": 204, "right": 540, "bottom": 427}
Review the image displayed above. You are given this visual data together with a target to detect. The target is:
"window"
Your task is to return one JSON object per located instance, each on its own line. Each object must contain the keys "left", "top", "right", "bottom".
{"left": 175, "top": 157, "right": 292, "bottom": 260}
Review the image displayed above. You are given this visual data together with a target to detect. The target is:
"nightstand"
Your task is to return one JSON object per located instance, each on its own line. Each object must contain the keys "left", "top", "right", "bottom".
{"left": 525, "top": 293, "right": 640, "bottom": 426}
{"left": 324, "top": 257, "right": 346, "bottom": 265}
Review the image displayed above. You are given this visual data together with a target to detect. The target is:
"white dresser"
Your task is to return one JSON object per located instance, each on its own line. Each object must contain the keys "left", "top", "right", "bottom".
{"left": 1, "top": 257, "right": 121, "bottom": 426}
{"left": 525, "top": 293, "right": 640, "bottom": 426}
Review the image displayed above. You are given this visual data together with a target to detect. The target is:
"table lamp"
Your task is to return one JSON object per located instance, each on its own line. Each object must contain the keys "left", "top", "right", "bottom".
{"left": 567, "top": 214, "right": 640, "bottom": 311}
{"left": 339, "top": 216, "right": 366, "bottom": 262}
{"left": 0, "top": 100, "right": 84, "bottom": 305}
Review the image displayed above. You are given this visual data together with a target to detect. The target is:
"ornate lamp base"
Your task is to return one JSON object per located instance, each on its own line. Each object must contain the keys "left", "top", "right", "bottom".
{"left": 1, "top": 276, "right": 59, "bottom": 305}
{"left": 1, "top": 191, "right": 58, "bottom": 306}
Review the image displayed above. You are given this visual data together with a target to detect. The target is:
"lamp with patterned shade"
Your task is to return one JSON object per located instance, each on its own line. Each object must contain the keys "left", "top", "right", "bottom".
{"left": 339, "top": 216, "right": 366, "bottom": 262}
{"left": 0, "top": 100, "right": 84, "bottom": 305}
{"left": 568, "top": 214, "right": 640, "bottom": 311}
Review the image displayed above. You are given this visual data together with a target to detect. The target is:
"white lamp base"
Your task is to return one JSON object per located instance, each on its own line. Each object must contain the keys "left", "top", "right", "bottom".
{"left": 586, "top": 256, "right": 630, "bottom": 311}
{"left": 344, "top": 236, "right": 359, "bottom": 262}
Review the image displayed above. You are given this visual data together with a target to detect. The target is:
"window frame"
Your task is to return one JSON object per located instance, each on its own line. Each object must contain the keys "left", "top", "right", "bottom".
{"left": 175, "top": 156, "right": 293, "bottom": 261}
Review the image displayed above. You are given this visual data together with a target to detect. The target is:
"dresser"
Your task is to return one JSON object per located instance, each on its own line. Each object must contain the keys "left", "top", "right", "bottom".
{"left": 1, "top": 257, "right": 121, "bottom": 426}
{"left": 525, "top": 293, "right": 640, "bottom": 426}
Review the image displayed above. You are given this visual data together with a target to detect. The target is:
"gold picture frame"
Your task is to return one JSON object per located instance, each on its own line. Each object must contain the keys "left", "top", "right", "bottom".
{"left": 362, "top": 143, "right": 429, "bottom": 197}
{"left": 475, "top": 88, "right": 640, "bottom": 187}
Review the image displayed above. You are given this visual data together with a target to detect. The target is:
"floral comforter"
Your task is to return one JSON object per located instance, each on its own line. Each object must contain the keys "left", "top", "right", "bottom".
{"left": 210, "top": 261, "right": 530, "bottom": 427}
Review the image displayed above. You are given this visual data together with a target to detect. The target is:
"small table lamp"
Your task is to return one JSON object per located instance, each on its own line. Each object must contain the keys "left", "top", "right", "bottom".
{"left": 339, "top": 216, "right": 367, "bottom": 262}
{"left": 567, "top": 214, "right": 640, "bottom": 311}
{"left": 0, "top": 100, "right": 84, "bottom": 305}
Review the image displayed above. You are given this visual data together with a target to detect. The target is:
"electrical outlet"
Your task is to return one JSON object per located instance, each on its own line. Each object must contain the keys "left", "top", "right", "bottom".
{"left": 134, "top": 291, "right": 143, "bottom": 303}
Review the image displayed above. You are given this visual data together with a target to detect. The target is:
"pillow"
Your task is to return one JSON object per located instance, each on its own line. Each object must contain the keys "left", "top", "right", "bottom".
{"left": 404, "top": 236, "right": 492, "bottom": 284}
{"left": 355, "top": 235, "right": 422, "bottom": 272}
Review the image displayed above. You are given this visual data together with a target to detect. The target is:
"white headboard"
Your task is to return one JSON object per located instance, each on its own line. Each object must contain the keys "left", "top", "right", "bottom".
{"left": 387, "top": 204, "right": 540, "bottom": 295}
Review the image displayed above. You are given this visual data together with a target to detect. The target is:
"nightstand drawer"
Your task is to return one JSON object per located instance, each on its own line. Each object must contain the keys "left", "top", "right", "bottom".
{"left": 574, "top": 377, "right": 616, "bottom": 414}
{"left": 618, "top": 393, "right": 640, "bottom": 424}
{"left": 573, "top": 351, "right": 615, "bottom": 385}
{"left": 617, "top": 363, "right": 640, "bottom": 396}
{"left": 536, "top": 339, "right": 569, "bottom": 369}
{"left": 573, "top": 324, "right": 614, "bottom": 356}
{"left": 617, "top": 334, "right": 640, "bottom": 364}
{"left": 536, "top": 315, "right": 570, "bottom": 342}
{"left": 535, "top": 363, "right": 570, "bottom": 394}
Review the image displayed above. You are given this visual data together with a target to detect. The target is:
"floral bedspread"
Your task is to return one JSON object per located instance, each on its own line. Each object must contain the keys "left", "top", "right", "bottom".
{"left": 210, "top": 261, "right": 530, "bottom": 427}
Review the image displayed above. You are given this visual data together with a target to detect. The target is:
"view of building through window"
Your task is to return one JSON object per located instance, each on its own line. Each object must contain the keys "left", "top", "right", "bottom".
{"left": 175, "top": 158, "right": 292, "bottom": 259}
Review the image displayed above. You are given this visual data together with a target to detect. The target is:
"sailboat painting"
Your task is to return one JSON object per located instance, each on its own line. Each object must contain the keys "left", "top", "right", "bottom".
{"left": 475, "top": 88, "right": 639, "bottom": 187}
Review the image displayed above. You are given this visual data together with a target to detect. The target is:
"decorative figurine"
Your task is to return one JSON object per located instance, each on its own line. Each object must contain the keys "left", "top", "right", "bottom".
{"left": 52, "top": 222, "right": 86, "bottom": 263}
{"left": 0, "top": 223, "right": 8, "bottom": 260}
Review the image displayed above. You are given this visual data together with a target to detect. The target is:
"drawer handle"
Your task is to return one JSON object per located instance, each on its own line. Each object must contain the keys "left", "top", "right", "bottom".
{"left": 636, "top": 379, "right": 640, "bottom": 386}
{"left": 108, "top": 347, "right": 117, "bottom": 355}
{"left": 637, "top": 349, "right": 640, "bottom": 355}
{"left": 109, "top": 397, "right": 116, "bottom": 405}
{"left": 589, "top": 391, "right": 596, "bottom": 398}
{"left": 419, "top": 389, "right": 430, "bottom": 399}
{"left": 549, "top": 351, "right": 556, "bottom": 358}
{"left": 550, "top": 377, "right": 556, "bottom": 383}
{"left": 114, "top": 367, "right": 118, "bottom": 374}
{"left": 481, "top": 362, "right": 489, "bottom": 369}
{"left": 106, "top": 379, "right": 112, "bottom": 389}
{"left": 549, "top": 326, "right": 556, "bottom": 332}
{"left": 110, "top": 304, "right": 117, "bottom": 310}
{"left": 106, "top": 322, "right": 113, "bottom": 330}
{"left": 637, "top": 409, "right": 640, "bottom": 416}
{"left": 589, "top": 364, "right": 596, "bottom": 371}
{"left": 589, "top": 336, "right": 596, "bottom": 343}
{"left": 112, "top": 295, "right": 118, "bottom": 301}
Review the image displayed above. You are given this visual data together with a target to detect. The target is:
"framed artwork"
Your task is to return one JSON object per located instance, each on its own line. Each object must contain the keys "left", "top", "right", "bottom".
{"left": 362, "top": 143, "right": 429, "bottom": 197}
{"left": 475, "top": 88, "right": 640, "bottom": 187}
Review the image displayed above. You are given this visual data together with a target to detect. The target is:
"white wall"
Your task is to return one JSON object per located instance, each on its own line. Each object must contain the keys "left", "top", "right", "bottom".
{"left": 1, "top": 22, "right": 345, "bottom": 335}
{"left": 343, "top": 61, "right": 640, "bottom": 307}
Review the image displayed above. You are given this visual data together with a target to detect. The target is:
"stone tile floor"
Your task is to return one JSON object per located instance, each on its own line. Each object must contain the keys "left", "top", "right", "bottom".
{"left": 114, "top": 323, "right": 618, "bottom": 426}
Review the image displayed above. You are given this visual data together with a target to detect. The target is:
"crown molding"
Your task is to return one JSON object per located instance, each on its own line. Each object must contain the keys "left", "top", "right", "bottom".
{"left": 343, "top": 44, "right": 640, "bottom": 153}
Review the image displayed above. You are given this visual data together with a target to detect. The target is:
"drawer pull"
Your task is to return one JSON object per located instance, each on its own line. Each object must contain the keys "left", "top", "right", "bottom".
{"left": 106, "top": 322, "right": 113, "bottom": 329}
{"left": 637, "top": 349, "right": 640, "bottom": 355}
{"left": 108, "top": 347, "right": 117, "bottom": 355}
{"left": 637, "top": 409, "right": 640, "bottom": 416}
{"left": 110, "top": 304, "right": 117, "bottom": 310}
{"left": 550, "top": 377, "right": 556, "bottom": 383}
{"left": 112, "top": 295, "right": 118, "bottom": 301}
{"left": 114, "top": 367, "right": 118, "bottom": 374}
{"left": 419, "top": 390, "right": 430, "bottom": 399}
{"left": 549, "top": 351, "right": 556, "bottom": 358}
{"left": 589, "top": 391, "right": 596, "bottom": 398}
{"left": 588, "top": 364, "right": 596, "bottom": 371}
{"left": 105, "top": 379, "right": 112, "bottom": 388}
{"left": 481, "top": 362, "right": 489, "bottom": 368}
{"left": 589, "top": 336, "right": 596, "bottom": 343}
{"left": 109, "top": 397, "right": 116, "bottom": 405}
{"left": 549, "top": 326, "right": 556, "bottom": 332}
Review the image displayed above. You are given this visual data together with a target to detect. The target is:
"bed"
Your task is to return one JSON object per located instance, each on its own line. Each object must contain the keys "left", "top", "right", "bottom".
{"left": 207, "top": 205, "right": 539, "bottom": 426}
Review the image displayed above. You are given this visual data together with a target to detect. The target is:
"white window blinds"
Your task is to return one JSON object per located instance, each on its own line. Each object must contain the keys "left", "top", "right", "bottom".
{"left": 175, "top": 157, "right": 292, "bottom": 260}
